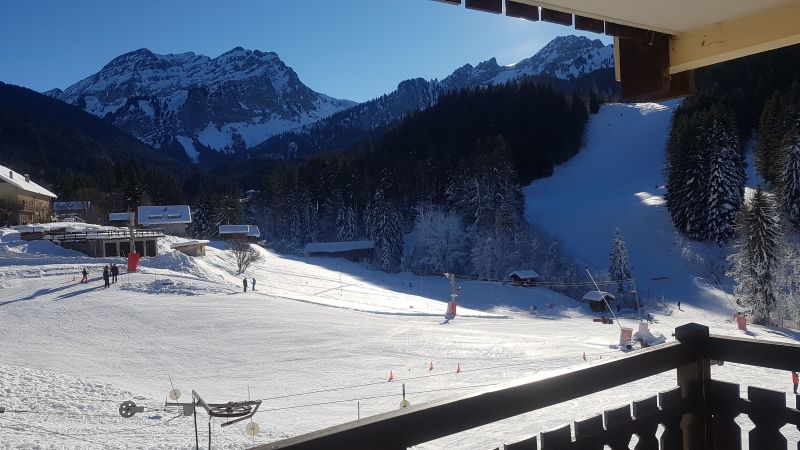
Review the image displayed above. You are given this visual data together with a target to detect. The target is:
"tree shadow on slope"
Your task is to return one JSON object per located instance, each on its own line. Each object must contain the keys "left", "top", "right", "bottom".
{"left": 0, "top": 283, "right": 75, "bottom": 306}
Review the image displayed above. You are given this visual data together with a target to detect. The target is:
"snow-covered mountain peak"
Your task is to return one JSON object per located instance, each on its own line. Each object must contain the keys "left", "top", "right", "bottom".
{"left": 438, "top": 35, "right": 613, "bottom": 90}
{"left": 49, "top": 47, "right": 356, "bottom": 159}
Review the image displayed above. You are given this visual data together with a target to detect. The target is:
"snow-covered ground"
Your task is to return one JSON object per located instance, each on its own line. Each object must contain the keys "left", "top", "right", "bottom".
{"left": 2, "top": 102, "right": 798, "bottom": 449}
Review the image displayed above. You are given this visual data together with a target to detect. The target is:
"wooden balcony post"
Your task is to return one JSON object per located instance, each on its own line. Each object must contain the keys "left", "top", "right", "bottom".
{"left": 709, "top": 380, "right": 742, "bottom": 450}
{"left": 674, "top": 323, "right": 711, "bottom": 450}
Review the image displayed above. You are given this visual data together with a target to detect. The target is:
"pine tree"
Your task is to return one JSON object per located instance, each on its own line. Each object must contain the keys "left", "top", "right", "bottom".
{"left": 704, "top": 111, "right": 746, "bottom": 244}
{"left": 728, "top": 187, "right": 781, "bottom": 324}
{"left": 190, "top": 190, "right": 216, "bottom": 237}
{"left": 666, "top": 108, "right": 745, "bottom": 243}
{"left": 366, "top": 189, "right": 403, "bottom": 271}
{"left": 121, "top": 159, "right": 143, "bottom": 210}
{"left": 336, "top": 206, "right": 357, "bottom": 241}
{"left": 608, "top": 228, "right": 633, "bottom": 294}
{"left": 756, "top": 92, "right": 791, "bottom": 184}
{"left": 777, "top": 127, "right": 800, "bottom": 225}
{"left": 215, "top": 192, "right": 242, "bottom": 226}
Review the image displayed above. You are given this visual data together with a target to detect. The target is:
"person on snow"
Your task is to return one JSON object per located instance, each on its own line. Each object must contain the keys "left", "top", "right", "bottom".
{"left": 792, "top": 371, "right": 798, "bottom": 394}
{"left": 81, "top": 268, "right": 88, "bottom": 284}
{"left": 110, "top": 264, "right": 119, "bottom": 284}
{"left": 102, "top": 265, "right": 110, "bottom": 288}
{"left": 243, "top": 278, "right": 248, "bottom": 293}
{"left": 251, "top": 277, "right": 256, "bottom": 291}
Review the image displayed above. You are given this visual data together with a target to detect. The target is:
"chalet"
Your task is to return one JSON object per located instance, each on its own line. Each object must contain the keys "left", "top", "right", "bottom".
{"left": 0, "top": 164, "right": 57, "bottom": 225}
{"left": 137, "top": 205, "right": 192, "bottom": 236}
{"left": 507, "top": 269, "right": 540, "bottom": 286}
{"left": 218, "top": 224, "right": 261, "bottom": 240}
{"left": 18, "top": 222, "right": 163, "bottom": 258}
{"left": 304, "top": 240, "right": 374, "bottom": 262}
{"left": 582, "top": 290, "right": 616, "bottom": 312}
{"left": 170, "top": 240, "right": 210, "bottom": 257}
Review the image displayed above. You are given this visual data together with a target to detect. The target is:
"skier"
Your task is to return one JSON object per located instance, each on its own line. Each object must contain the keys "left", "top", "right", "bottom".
{"left": 251, "top": 277, "right": 256, "bottom": 291}
{"left": 677, "top": 301, "right": 682, "bottom": 311}
{"left": 792, "top": 371, "right": 798, "bottom": 395}
{"left": 81, "top": 268, "right": 88, "bottom": 284}
{"left": 102, "top": 265, "right": 110, "bottom": 288}
{"left": 243, "top": 278, "right": 248, "bottom": 293}
{"left": 111, "top": 264, "right": 119, "bottom": 284}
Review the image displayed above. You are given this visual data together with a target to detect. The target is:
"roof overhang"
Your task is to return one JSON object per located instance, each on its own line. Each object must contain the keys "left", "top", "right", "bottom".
{"left": 440, "top": 0, "right": 800, "bottom": 101}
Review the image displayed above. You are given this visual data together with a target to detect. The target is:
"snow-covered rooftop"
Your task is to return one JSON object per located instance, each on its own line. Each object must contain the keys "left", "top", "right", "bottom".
{"left": 582, "top": 290, "right": 616, "bottom": 302}
{"left": 218, "top": 224, "right": 260, "bottom": 237}
{"left": 304, "top": 240, "right": 375, "bottom": 255}
{"left": 170, "top": 240, "right": 210, "bottom": 249}
{"left": 137, "top": 205, "right": 192, "bottom": 225}
{"left": 0, "top": 163, "right": 57, "bottom": 198}
{"left": 507, "top": 270, "right": 540, "bottom": 279}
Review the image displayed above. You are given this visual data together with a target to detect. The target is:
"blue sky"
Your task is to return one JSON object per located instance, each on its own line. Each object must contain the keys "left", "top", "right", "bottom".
{"left": 0, "top": 0, "right": 610, "bottom": 102}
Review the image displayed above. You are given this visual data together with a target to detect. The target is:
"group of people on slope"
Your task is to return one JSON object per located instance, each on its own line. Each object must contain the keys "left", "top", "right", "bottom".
{"left": 79, "top": 264, "right": 119, "bottom": 288}
{"left": 243, "top": 277, "right": 256, "bottom": 292}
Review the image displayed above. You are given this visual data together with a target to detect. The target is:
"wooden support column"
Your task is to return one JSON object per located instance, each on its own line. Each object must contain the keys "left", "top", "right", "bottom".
{"left": 675, "top": 323, "right": 712, "bottom": 450}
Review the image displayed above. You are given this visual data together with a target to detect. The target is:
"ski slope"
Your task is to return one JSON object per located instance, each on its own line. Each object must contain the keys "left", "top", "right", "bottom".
{"left": 2, "top": 102, "right": 799, "bottom": 449}
{"left": 524, "top": 101, "right": 736, "bottom": 315}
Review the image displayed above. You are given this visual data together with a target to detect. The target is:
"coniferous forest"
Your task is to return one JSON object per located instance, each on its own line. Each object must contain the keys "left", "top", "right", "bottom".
{"left": 664, "top": 44, "right": 800, "bottom": 324}
{"left": 188, "top": 81, "right": 592, "bottom": 289}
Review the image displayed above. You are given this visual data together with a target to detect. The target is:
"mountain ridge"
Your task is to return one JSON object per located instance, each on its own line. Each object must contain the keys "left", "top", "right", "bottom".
{"left": 47, "top": 47, "right": 356, "bottom": 160}
{"left": 47, "top": 35, "right": 614, "bottom": 163}
{"left": 249, "top": 35, "right": 615, "bottom": 159}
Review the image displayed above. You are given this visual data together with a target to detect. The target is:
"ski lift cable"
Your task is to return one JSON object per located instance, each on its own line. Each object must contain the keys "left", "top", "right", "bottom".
{"left": 255, "top": 382, "right": 501, "bottom": 413}
{"left": 711, "top": 273, "right": 740, "bottom": 313}
{"left": 260, "top": 265, "right": 633, "bottom": 290}
{"left": 259, "top": 348, "right": 618, "bottom": 402}
{"left": 0, "top": 415, "right": 110, "bottom": 448}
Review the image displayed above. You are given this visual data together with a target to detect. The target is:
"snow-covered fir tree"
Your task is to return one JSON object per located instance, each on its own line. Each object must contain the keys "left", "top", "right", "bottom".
{"left": 446, "top": 142, "right": 523, "bottom": 233}
{"left": 666, "top": 108, "right": 745, "bottom": 242}
{"left": 336, "top": 206, "right": 357, "bottom": 241}
{"left": 215, "top": 193, "right": 242, "bottom": 226}
{"left": 775, "top": 222, "right": 800, "bottom": 327}
{"left": 366, "top": 189, "right": 403, "bottom": 271}
{"left": 756, "top": 92, "right": 789, "bottom": 184}
{"left": 778, "top": 128, "right": 800, "bottom": 225}
{"left": 728, "top": 187, "right": 781, "bottom": 324}
{"left": 190, "top": 190, "right": 216, "bottom": 237}
{"left": 608, "top": 227, "right": 632, "bottom": 293}
{"left": 287, "top": 190, "right": 318, "bottom": 246}
{"left": 704, "top": 112, "right": 746, "bottom": 243}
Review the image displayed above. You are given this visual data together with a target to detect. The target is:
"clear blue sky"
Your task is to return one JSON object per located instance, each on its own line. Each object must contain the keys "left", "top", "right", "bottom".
{"left": 0, "top": 0, "right": 610, "bottom": 102}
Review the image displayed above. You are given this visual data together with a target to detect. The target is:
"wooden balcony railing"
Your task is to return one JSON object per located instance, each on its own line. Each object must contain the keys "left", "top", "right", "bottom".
{"left": 252, "top": 323, "right": 800, "bottom": 450}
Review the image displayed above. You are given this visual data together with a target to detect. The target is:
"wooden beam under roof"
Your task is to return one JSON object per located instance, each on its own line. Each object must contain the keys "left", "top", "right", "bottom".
{"left": 668, "top": 1, "right": 800, "bottom": 74}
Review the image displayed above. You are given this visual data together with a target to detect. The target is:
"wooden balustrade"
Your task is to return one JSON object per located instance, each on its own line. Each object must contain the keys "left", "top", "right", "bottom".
{"left": 255, "top": 323, "right": 800, "bottom": 450}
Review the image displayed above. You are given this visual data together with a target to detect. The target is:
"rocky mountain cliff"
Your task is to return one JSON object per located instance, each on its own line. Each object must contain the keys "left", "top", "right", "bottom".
{"left": 47, "top": 48, "right": 356, "bottom": 161}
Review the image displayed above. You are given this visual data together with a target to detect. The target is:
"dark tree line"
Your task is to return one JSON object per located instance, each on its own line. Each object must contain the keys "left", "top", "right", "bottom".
{"left": 222, "top": 80, "right": 593, "bottom": 276}
{"left": 247, "top": 81, "right": 590, "bottom": 245}
{"left": 665, "top": 43, "right": 800, "bottom": 242}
